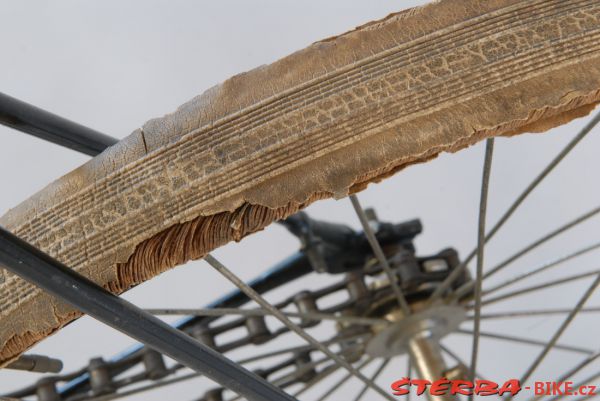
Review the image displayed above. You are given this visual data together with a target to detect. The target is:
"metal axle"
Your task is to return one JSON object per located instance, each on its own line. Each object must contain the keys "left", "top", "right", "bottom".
{"left": 408, "top": 335, "right": 453, "bottom": 401}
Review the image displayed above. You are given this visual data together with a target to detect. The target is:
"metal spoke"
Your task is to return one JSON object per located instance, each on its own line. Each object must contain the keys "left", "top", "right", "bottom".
{"left": 4, "top": 308, "right": 370, "bottom": 400}
{"left": 349, "top": 194, "right": 412, "bottom": 316}
{"left": 271, "top": 355, "right": 331, "bottom": 389}
{"left": 87, "top": 371, "right": 199, "bottom": 401}
{"left": 205, "top": 254, "right": 397, "bottom": 401}
{"left": 292, "top": 364, "right": 341, "bottom": 398}
{"left": 456, "top": 329, "right": 594, "bottom": 355}
{"left": 316, "top": 357, "right": 375, "bottom": 401}
{"left": 91, "top": 335, "right": 369, "bottom": 401}
{"left": 528, "top": 351, "right": 600, "bottom": 401}
{"left": 469, "top": 138, "right": 494, "bottom": 401}
{"left": 441, "top": 345, "right": 489, "bottom": 382}
{"left": 513, "top": 273, "right": 600, "bottom": 396}
{"left": 0, "top": 92, "right": 118, "bottom": 156}
{"left": 0, "top": 227, "right": 293, "bottom": 401}
{"left": 146, "top": 307, "right": 388, "bottom": 326}
{"left": 441, "top": 346, "right": 503, "bottom": 401}
{"left": 228, "top": 355, "right": 334, "bottom": 400}
{"left": 470, "top": 307, "right": 600, "bottom": 320}
{"left": 11, "top": 256, "right": 314, "bottom": 399}
{"left": 453, "top": 205, "right": 600, "bottom": 300}
{"left": 480, "top": 241, "right": 600, "bottom": 297}
{"left": 546, "top": 370, "right": 600, "bottom": 401}
{"left": 475, "top": 269, "right": 600, "bottom": 307}
{"left": 427, "top": 111, "right": 600, "bottom": 304}
{"left": 237, "top": 332, "right": 371, "bottom": 366}
{"left": 352, "top": 358, "right": 391, "bottom": 401}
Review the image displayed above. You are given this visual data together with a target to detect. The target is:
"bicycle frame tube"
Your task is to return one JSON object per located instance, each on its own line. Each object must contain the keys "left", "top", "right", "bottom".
{"left": 0, "top": 92, "right": 118, "bottom": 156}
{"left": 57, "top": 252, "right": 313, "bottom": 396}
{"left": 0, "top": 226, "right": 297, "bottom": 401}
{"left": 0, "top": 95, "right": 313, "bottom": 397}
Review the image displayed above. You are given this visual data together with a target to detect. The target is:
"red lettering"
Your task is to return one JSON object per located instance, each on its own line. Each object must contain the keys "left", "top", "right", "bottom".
{"left": 430, "top": 378, "right": 450, "bottom": 396}
{"left": 451, "top": 380, "right": 474, "bottom": 396}
{"left": 498, "top": 379, "right": 521, "bottom": 397}
{"left": 412, "top": 379, "right": 431, "bottom": 396}
{"left": 582, "top": 385, "right": 597, "bottom": 396}
{"left": 564, "top": 382, "right": 574, "bottom": 396}
{"left": 475, "top": 380, "right": 498, "bottom": 396}
{"left": 552, "top": 382, "right": 564, "bottom": 396}
{"left": 534, "top": 382, "right": 546, "bottom": 395}
{"left": 390, "top": 377, "right": 410, "bottom": 396}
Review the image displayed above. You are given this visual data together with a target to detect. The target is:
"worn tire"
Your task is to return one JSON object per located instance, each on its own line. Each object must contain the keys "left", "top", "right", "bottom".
{"left": 1, "top": 0, "right": 600, "bottom": 364}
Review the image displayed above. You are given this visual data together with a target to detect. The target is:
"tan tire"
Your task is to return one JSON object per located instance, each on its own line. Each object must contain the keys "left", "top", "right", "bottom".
{"left": 1, "top": 0, "right": 600, "bottom": 365}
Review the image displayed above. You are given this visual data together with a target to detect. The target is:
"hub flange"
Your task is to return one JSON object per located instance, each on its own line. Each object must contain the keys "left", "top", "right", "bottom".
{"left": 366, "top": 305, "right": 466, "bottom": 358}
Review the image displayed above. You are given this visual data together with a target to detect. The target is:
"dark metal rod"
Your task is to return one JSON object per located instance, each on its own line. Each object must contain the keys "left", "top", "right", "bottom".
{"left": 0, "top": 226, "right": 295, "bottom": 401}
{"left": 0, "top": 92, "right": 118, "bottom": 156}
{"left": 59, "top": 252, "right": 313, "bottom": 397}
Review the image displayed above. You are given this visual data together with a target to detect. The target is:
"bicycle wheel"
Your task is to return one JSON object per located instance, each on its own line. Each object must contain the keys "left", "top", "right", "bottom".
{"left": 1, "top": 0, "right": 600, "bottom": 385}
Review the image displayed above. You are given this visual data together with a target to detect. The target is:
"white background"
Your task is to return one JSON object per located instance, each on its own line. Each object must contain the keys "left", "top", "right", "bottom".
{"left": 1, "top": 1, "right": 599, "bottom": 399}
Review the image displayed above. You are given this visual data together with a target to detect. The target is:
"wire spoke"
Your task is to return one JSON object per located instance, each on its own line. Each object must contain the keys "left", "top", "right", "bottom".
{"left": 529, "top": 351, "right": 600, "bottom": 401}
{"left": 87, "top": 372, "right": 200, "bottom": 401}
{"left": 474, "top": 269, "right": 600, "bottom": 308}
{"left": 441, "top": 345, "right": 489, "bottom": 382}
{"left": 513, "top": 273, "right": 600, "bottom": 397}
{"left": 272, "top": 356, "right": 331, "bottom": 389}
{"left": 469, "top": 307, "right": 600, "bottom": 320}
{"left": 14, "top": 108, "right": 600, "bottom": 401}
{"left": 146, "top": 307, "right": 387, "bottom": 326}
{"left": 453, "top": 206, "right": 600, "bottom": 301}
{"left": 228, "top": 355, "right": 339, "bottom": 401}
{"left": 349, "top": 194, "right": 412, "bottom": 316}
{"left": 480, "top": 241, "right": 600, "bottom": 297}
{"left": 456, "top": 329, "right": 595, "bottom": 355}
{"left": 315, "top": 357, "right": 375, "bottom": 401}
{"left": 89, "top": 332, "right": 369, "bottom": 401}
{"left": 486, "top": 207, "right": 600, "bottom": 280}
{"left": 426, "top": 112, "right": 600, "bottom": 304}
{"left": 352, "top": 358, "right": 391, "bottom": 401}
{"left": 237, "top": 332, "right": 371, "bottom": 366}
{"left": 469, "top": 138, "right": 494, "bottom": 401}
{"left": 204, "top": 254, "right": 396, "bottom": 401}
{"left": 554, "top": 351, "right": 600, "bottom": 384}
{"left": 546, "top": 370, "right": 600, "bottom": 401}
